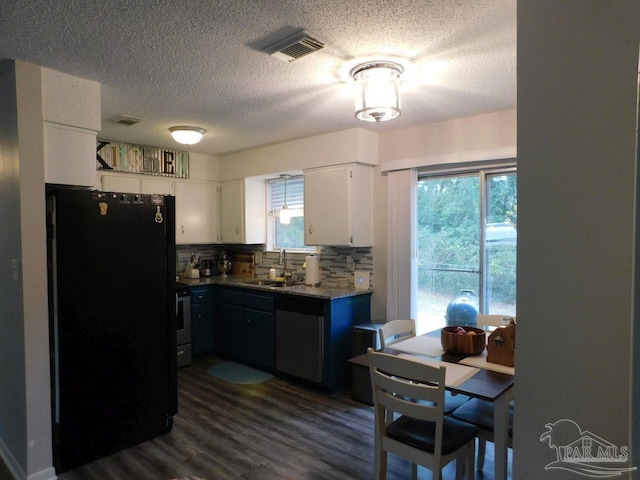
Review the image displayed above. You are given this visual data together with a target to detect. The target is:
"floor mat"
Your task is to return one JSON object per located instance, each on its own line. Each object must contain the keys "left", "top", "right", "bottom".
{"left": 207, "top": 361, "right": 273, "bottom": 384}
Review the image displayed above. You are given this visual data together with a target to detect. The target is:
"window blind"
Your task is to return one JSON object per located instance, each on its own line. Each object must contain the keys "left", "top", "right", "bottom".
{"left": 268, "top": 175, "right": 304, "bottom": 214}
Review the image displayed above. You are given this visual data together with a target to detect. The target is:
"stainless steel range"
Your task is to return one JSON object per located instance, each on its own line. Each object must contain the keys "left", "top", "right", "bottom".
{"left": 175, "top": 288, "right": 192, "bottom": 367}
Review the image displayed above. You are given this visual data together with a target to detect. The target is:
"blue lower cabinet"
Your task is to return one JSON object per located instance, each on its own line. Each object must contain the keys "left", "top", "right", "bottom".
{"left": 217, "top": 302, "right": 244, "bottom": 359}
{"left": 214, "top": 285, "right": 372, "bottom": 389}
{"left": 190, "top": 286, "right": 216, "bottom": 356}
{"left": 244, "top": 308, "right": 275, "bottom": 369}
{"left": 192, "top": 304, "right": 215, "bottom": 355}
{"left": 216, "top": 287, "right": 276, "bottom": 370}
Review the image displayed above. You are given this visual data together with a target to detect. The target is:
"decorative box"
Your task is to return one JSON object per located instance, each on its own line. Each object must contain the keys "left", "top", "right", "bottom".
{"left": 487, "top": 324, "right": 516, "bottom": 367}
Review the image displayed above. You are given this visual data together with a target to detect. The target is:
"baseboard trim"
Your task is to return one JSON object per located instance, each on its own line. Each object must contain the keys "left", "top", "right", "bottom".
{"left": 0, "top": 437, "right": 24, "bottom": 480}
{"left": 0, "top": 438, "right": 57, "bottom": 480}
{"left": 27, "top": 466, "right": 57, "bottom": 480}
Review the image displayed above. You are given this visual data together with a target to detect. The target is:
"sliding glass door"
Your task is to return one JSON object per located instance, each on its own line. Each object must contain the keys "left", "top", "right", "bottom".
{"left": 416, "top": 169, "right": 516, "bottom": 332}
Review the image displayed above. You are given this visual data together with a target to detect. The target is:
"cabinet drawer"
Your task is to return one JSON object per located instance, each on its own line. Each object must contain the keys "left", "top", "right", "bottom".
{"left": 217, "top": 287, "right": 244, "bottom": 306}
{"left": 245, "top": 292, "right": 275, "bottom": 311}
{"left": 191, "top": 286, "right": 214, "bottom": 304}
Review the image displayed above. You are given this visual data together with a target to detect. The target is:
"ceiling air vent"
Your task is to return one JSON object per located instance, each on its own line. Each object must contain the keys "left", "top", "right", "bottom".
{"left": 109, "top": 115, "right": 141, "bottom": 126}
{"left": 265, "top": 31, "right": 325, "bottom": 62}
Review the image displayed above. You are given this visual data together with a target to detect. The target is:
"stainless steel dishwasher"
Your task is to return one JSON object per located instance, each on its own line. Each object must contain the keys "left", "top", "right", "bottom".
{"left": 275, "top": 296, "right": 324, "bottom": 383}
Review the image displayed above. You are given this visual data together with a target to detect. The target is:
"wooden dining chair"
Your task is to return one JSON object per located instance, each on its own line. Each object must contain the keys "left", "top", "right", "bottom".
{"left": 378, "top": 319, "right": 471, "bottom": 414}
{"left": 476, "top": 314, "right": 516, "bottom": 330}
{"left": 451, "top": 397, "right": 514, "bottom": 471}
{"left": 367, "top": 348, "right": 478, "bottom": 480}
{"left": 378, "top": 319, "right": 416, "bottom": 349}
{"left": 453, "top": 313, "right": 515, "bottom": 471}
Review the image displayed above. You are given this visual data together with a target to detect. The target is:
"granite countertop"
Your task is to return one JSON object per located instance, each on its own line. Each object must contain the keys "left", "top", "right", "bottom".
{"left": 177, "top": 275, "right": 373, "bottom": 300}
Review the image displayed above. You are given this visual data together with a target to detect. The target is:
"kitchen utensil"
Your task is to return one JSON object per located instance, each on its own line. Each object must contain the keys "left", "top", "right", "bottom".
{"left": 217, "top": 251, "right": 232, "bottom": 277}
{"left": 200, "top": 259, "right": 214, "bottom": 276}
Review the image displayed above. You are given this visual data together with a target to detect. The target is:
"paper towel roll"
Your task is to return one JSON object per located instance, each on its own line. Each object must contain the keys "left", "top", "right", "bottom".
{"left": 305, "top": 255, "right": 321, "bottom": 286}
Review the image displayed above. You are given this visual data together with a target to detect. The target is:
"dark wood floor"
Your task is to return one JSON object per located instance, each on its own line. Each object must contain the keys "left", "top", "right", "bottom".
{"left": 56, "top": 355, "right": 512, "bottom": 480}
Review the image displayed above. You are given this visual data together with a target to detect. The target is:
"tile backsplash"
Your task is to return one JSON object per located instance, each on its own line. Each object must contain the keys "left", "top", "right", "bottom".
{"left": 176, "top": 244, "right": 374, "bottom": 287}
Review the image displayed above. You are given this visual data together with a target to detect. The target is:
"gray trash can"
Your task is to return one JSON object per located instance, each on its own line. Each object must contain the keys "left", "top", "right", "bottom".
{"left": 351, "top": 323, "right": 384, "bottom": 405}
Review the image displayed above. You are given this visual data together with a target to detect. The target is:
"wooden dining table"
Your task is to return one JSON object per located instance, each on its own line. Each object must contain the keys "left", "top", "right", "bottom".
{"left": 348, "top": 330, "right": 515, "bottom": 480}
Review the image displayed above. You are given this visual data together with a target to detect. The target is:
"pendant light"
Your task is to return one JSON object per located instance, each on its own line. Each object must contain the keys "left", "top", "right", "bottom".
{"left": 350, "top": 61, "right": 403, "bottom": 122}
{"left": 169, "top": 126, "right": 206, "bottom": 145}
{"left": 279, "top": 174, "right": 291, "bottom": 225}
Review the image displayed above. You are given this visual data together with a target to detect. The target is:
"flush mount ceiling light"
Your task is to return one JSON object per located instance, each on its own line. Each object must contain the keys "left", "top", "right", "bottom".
{"left": 350, "top": 61, "right": 404, "bottom": 122}
{"left": 169, "top": 126, "right": 206, "bottom": 145}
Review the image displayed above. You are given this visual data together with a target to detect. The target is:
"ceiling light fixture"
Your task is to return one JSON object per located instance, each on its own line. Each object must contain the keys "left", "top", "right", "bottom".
{"left": 169, "top": 126, "right": 206, "bottom": 145}
{"left": 279, "top": 174, "right": 291, "bottom": 225}
{"left": 350, "top": 61, "right": 404, "bottom": 122}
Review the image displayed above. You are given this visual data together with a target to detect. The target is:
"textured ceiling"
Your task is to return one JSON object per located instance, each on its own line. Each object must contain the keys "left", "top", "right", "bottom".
{"left": 0, "top": 0, "right": 516, "bottom": 156}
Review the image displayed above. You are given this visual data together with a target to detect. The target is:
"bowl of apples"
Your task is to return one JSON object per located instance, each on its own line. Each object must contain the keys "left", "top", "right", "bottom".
{"left": 441, "top": 326, "right": 486, "bottom": 355}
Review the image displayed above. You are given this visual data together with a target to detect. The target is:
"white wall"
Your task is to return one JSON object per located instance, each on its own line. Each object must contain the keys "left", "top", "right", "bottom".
{"left": 41, "top": 68, "right": 101, "bottom": 131}
{"left": 378, "top": 109, "right": 516, "bottom": 165}
{"left": 0, "top": 61, "right": 28, "bottom": 480}
{"left": 219, "top": 128, "right": 378, "bottom": 180}
{"left": 0, "top": 61, "right": 56, "bottom": 480}
{"left": 515, "top": 1, "right": 640, "bottom": 477}
{"left": 188, "top": 152, "right": 221, "bottom": 181}
{"left": 16, "top": 61, "right": 55, "bottom": 480}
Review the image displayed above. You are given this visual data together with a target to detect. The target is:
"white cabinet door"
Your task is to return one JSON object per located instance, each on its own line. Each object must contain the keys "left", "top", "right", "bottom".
{"left": 220, "top": 178, "right": 266, "bottom": 244}
{"left": 304, "top": 167, "right": 350, "bottom": 245}
{"left": 304, "top": 164, "right": 373, "bottom": 246}
{"left": 44, "top": 122, "right": 96, "bottom": 186}
{"left": 220, "top": 179, "right": 243, "bottom": 243}
{"left": 244, "top": 177, "right": 266, "bottom": 244}
{"left": 99, "top": 173, "right": 140, "bottom": 193}
{"left": 174, "top": 181, "right": 218, "bottom": 244}
{"left": 141, "top": 177, "right": 174, "bottom": 195}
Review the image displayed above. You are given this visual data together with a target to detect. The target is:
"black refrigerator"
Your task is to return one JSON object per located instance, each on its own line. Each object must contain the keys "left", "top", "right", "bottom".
{"left": 46, "top": 188, "right": 178, "bottom": 473}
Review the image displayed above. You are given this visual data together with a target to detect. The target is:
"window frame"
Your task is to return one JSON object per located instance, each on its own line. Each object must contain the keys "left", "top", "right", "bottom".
{"left": 266, "top": 175, "right": 315, "bottom": 252}
{"left": 416, "top": 165, "right": 517, "bottom": 324}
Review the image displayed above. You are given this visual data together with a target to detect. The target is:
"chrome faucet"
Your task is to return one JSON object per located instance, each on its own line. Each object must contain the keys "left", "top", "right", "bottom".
{"left": 281, "top": 249, "right": 292, "bottom": 282}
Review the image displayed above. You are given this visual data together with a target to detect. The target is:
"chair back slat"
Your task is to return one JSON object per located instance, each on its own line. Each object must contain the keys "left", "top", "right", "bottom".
{"left": 379, "top": 319, "right": 416, "bottom": 348}
{"left": 367, "top": 348, "right": 478, "bottom": 479}
{"left": 368, "top": 351, "right": 446, "bottom": 423}
{"left": 477, "top": 314, "right": 516, "bottom": 328}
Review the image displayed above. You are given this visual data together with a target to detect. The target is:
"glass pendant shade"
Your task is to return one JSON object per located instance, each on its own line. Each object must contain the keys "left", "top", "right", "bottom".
{"left": 279, "top": 174, "right": 291, "bottom": 225}
{"left": 351, "top": 61, "right": 403, "bottom": 122}
{"left": 279, "top": 205, "right": 291, "bottom": 225}
{"left": 169, "top": 126, "right": 206, "bottom": 145}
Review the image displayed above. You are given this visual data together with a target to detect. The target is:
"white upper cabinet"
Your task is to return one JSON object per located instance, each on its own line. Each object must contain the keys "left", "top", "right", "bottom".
{"left": 174, "top": 180, "right": 220, "bottom": 245}
{"left": 44, "top": 123, "right": 97, "bottom": 186}
{"left": 97, "top": 173, "right": 220, "bottom": 245}
{"left": 304, "top": 163, "right": 373, "bottom": 247}
{"left": 140, "top": 177, "right": 175, "bottom": 195}
{"left": 220, "top": 178, "right": 266, "bottom": 244}
{"left": 98, "top": 174, "right": 176, "bottom": 196}
{"left": 99, "top": 172, "right": 141, "bottom": 193}
{"left": 42, "top": 68, "right": 100, "bottom": 187}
